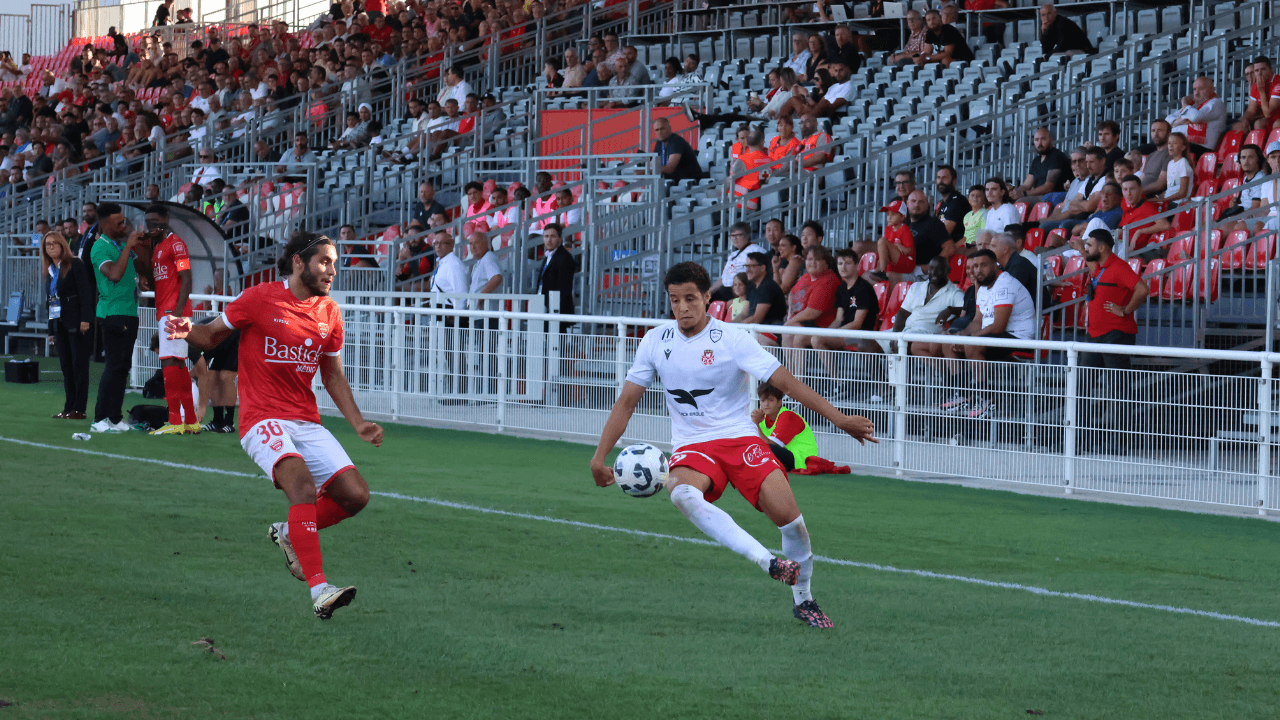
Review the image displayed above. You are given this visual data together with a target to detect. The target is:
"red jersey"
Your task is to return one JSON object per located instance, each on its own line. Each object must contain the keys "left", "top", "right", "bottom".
{"left": 788, "top": 270, "right": 841, "bottom": 328}
{"left": 151, "top": 232, "right": 192, "bottom": 320}
{"left": 1250, "top": 75, "right": 1280, "bottom": 119}
{"left": 223, "top": 281, "right": 345, "bottom": 438}
{"left": 1086, "top": 253, "right": 1141, "bottom": 337}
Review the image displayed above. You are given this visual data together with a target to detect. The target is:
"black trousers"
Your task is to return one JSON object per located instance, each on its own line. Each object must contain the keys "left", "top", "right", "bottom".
{"left": 94, "top": 314, "right": 138, "bottom": 423}
{"left": 1080, "top": 329, "right": 1136, "bottom": 370}
{"left": 54, "top": 319, "right": 94, "bottom": 413}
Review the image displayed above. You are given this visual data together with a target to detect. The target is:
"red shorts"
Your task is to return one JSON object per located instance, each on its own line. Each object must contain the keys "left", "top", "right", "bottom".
{"left": 886, "top": 248, "right": 917, "bottom": 273}
{"left": 670, "top": 437, "right": 787, "bottom": 511}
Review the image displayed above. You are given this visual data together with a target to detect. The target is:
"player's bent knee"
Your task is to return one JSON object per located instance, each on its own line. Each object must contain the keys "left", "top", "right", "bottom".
{"left": 329, "top": 470, "right": 370, "bottom": 514}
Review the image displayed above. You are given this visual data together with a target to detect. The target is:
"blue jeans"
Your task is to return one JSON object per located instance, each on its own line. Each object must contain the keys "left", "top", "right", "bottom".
{"left": 1042, "top": 191, "right": 1067, "bottom": 206}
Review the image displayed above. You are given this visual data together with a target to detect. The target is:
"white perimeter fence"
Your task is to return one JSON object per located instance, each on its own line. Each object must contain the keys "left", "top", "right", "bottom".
{"left": 130, "top": 292, "right": 1280, "bottom": 515}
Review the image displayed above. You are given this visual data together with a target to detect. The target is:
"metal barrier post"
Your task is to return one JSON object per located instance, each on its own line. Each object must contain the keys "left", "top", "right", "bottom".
{"left": 615, "top": 321, "right": 627, "bottom": 401}
{"left": 497, "top": 310, "right": 508, "bottom": 431}
{"left": 1258, "top": 358, "right": 1272, "bottom": 515}
{"left": 1064, "top": 348, "right": 1078, "bottom": 494}
{"left": 390, "top": 309, "right": 402, "bottom": 421}
{"left": 893, "top": 339, "right": 907, "bottom": 476}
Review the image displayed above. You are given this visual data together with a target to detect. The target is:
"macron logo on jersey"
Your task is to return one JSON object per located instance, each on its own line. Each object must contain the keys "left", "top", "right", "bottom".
{"left": 263, "top": 336, "right": 321, "bottom": 366}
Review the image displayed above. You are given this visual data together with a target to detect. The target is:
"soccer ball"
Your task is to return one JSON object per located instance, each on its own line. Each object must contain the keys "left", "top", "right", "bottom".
{"left": 613, "top": 443, "right": 669, "bottom": 498}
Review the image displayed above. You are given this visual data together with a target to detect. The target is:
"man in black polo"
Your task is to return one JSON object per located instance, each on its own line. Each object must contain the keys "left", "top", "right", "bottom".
{"left": 1040, "top": 3, "right": 1095, "bottom": 57}
{"left": 934, "top": 164, "right": 968, "bottom": 244}
{"left": 652, "top": 116, "right": 703, "bottom": 183}
{"left": 906, "top": 189, "right": 953, "bottom": 270}
{"left": 1009, "top": 127, "right": 1070, "bottom": 205}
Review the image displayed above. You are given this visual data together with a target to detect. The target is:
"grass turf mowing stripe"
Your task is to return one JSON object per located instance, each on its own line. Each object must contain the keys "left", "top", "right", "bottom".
{"left": 6, "top": 434, "right": 1279, "bottom": 629}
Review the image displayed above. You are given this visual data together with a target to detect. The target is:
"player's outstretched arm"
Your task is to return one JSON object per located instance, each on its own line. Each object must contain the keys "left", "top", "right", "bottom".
{"left": 165, "top": 315, "right": 233, "bottom": 350}
{"left": 590, "top": 381, "right": 647, "bottom": 487}
{"left": 766, "top": 365, "right": 878, "bottom": 445}
{"left": 320, "top": 354, "right": 383, "bottom": 447}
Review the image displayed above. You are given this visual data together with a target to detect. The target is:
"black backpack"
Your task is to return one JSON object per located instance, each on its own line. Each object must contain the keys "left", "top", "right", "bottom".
{"left": 128, "top": 404, "right": 168, "bottom": 430}
{"left": 142, "top": 369, "right": 165, "bottom": 399}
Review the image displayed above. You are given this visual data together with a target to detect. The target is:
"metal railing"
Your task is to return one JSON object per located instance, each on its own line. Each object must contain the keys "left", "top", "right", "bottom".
{"left": 0, "top": 4, "right": 71, "bottom": 59}
{"left": 134, "top": 292, "right": 1280, "bottom": 516}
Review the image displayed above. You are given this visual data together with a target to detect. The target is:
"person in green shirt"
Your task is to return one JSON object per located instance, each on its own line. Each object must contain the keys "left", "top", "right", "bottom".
{"left": 753, "top": 384, "right": 850, "bottom": 475}
{"left": 88, "top": 201, "right": 142, "bottom": 433}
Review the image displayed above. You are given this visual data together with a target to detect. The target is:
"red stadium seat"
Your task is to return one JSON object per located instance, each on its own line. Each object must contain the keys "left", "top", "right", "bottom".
{"left": 1046, "top": 227, "right": 1069, "bottom": 248}
{"left": 857, "top": 252, "right": 878, "bottom": 277}
{"left": 1216, "top": 130, "right": 1243, "bottom": 159}
{"left": 1222, "top": 230, "right": 1251, "bottom": 269}
{"left": 1245, "top": 129, "right": 1267, "bottom": 149}
{"left": 877, "top": 281, "right": 910, "bottom": 331}
{"left": 1024, "top": 227, "right": 1045, "bottom": 251}
{"left": 1027, "top": 202, "right": 1051, "bottom": 222}
{"left": 1167, "top": 236, "right": 1195, "bottom": 263}
{"left": 1043, "top": 255, "right": 1062, "bottom": 277}
{"left": 948, "top": 254, "right": 967, "bottom": 284}
{"left": 1143, "top": 258, "right": 1167, "bottom": 298}
{"left": 1172, "top": 209, "right": 1196, "bottom": 234}
{"left": 1162, "top": 263, "right": 1194, "bottom": 301}
{"left": 1268, "top": 128, "right": 1280, "bottom": 150}
{"left": 1127, "top": 258, "right": 1143, "bottom": 275}
{"left": 1062, "top": 256, "right": 1087, "bottom": 291}
{"left": 1053, "top": 286, "right": 1086, "bottom": 329}
{"left": 872, "top": 281, "right": 889, "bottom": 321}
{"left": 1205, "top": 229, "right": 1224, "bottom": 253}
{"left": 1219, "top": 152, "right": 1241, "bottom": 181}
{"left": 1244, "top": 233, "right": 1277, "bottom": 270}
{"left": 707, "top": 300, "right": 729, "bottom": 320}
{"left": 1013, "top": 202, "right": 1028, "bottom": 222}
{"left": 1193, "top": 179, "right": 1217, "bottom": 198}
{"left": 1195, "top": 152, "right": 1217, "bottom": 180}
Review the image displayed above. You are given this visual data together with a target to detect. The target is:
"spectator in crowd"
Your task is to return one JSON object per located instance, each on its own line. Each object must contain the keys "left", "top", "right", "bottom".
{"left": 739, "top": 251, "right": 787, "bottom": 332}
{"left": 429, "top": 229, "right": 468, "bottom": 297}
{"left": 1119, "top": 174, "right": 1172, "bottom": 254}
{"left": 830, "top": 25, "right": 864, "bottom": 74}
{"left": 730, "top": 128, "right": 771, "bottom": 209}
{"left": 43, "top": 231, "right": 95, "bottom": 420}
{"left": 218, "top": 185, "right": 250, "bottom": 243}
{"left": 801, "top": 33, "right": 828, "bottom": 81}
{"left": 799, "top": 220, "right": 826, "bottom": 251}
{"left": 1228, "top": 143, "right": 1268, "bottom": 235}
{"left": 603, "top": 33, "right": 624, "bottom": 69}
{"left": 1234, "top": 56, "right": 1280, "bottom": 133}
{"left": 777, "top": 60, "right": 852, "bottom": 119}
{"left": 652, "top": 116, "right": 703, "bottom": 183}
{"left": 1009, "top": 128, "right": 1070, "bottom": 204}
{"left": 1080, "top": 228, "right": 1149, "bottom": 369}
{"left": 561, "top": 48, "right": 587, "bottom": 89}
{"left": 330, "top": 108, "right": 370, "bottom": 149}
{"left": 712, "top": 222, "right": 766, "bottom": 301}
{"left": 535, "top": 223, "right": 577, "bottom": 333}
{"left": 339, "top": 225, "right": 377, "bottom": 269}
{"left": 871, "top": 204, "right": 915, "bottom": 283}
{"left": 438, "top": 65, "right": 471, "bottom": 108}
{"left": 1041, "top": 147, "right": 1107, "bottom": 230}
{"left": 771, "top": 233, "right": 803, "bottom": 294}
{"left": 411, "top": 182, "right": 446, "bottom": 227}
{"left": 1137, "top": 119, "right": 1171, "bottom": 197}
{"left": 985, "top": 230, "right": 1038, "bottom": 301}
{"left": 962, "top": 184, "right": 988, "bottom": 247}
{"left": 981, "top": 177, "right": 1021, "bottom": 235}
{"left": 1256, "top": 142, "right": 1280, "bottom": 232}
{"left": 603, "top": 55, "right": 640, "bottom": 108}
{"left": 918, "top": 9, "right": 974, "bottom": 67}
{"left": 812, "top": 248, "right": 881, "bottom": 354}
{"left": 1039, "top": 3, "right": 1094, "bottom": 56}
{"left": 890, "top": 256, "right": 966, "bottom": 357}
{"left": 798, "top": 114, "right": 832, "bottom": 172}
{"left": 748, "top": 68, "right": 797, "bottom": 120}
{"left": 655, "top": 57, "right": 696, "bottom": 107}
{"left": 935, "top": 164, "right": 969, "bottom": 243}
{"left": 1167, "top": 76, "right": 1226, "bottom": 154}
{"left": 785, "top": 32, "right": 811, "bottom": 79}
{"left": 191, "top": 147, "right": 221, "bottom": 187}
{"left": 622, "top": 46, "right": 651, "bottom": 86}
{"left": 1163, "top": 132, "right": 1194, "bottom": 206}
{"left": 884, "top": 170, "right": 916, "bottom": 214}
{"left": 783, "top": 244, "right": 840, "bottom": 354}
{"left": 1068, "top": 182, "right": 1123, "bottom": 247}
{"left": 940, "top": 249, "right": 1038, "bottom": 418}
{"left": 1095, "top": 120, "right": 1125, "bottom": 176}
{"left": 906, "top": 189, "right": 954, "bottom": 268}
{"left": 279, "top": 132, "right": 316, "bottom": 176}
{"left": 467, "top": 232, "right": 504, "bottom": 296}
{"left": 89, "top": 202, "right": 140, "bottom": 433}
{"left": 889, "top": 10, "right": 928, "bottom": 68}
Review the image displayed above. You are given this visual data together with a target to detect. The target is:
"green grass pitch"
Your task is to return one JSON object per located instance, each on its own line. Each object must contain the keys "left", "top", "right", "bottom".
{"left": 3, "top": 356, "right": 1280, "bottom": 718}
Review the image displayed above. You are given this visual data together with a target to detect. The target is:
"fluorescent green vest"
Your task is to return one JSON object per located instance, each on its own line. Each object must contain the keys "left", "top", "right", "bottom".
{"left": 758, "top": 406, "right": 819, "bottom": 470}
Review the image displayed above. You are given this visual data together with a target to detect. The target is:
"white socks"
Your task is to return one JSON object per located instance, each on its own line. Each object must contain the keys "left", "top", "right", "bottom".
{"left": 669, "top": 483, "right": 774, "bottom": 572}
{"left": 779, "top": 515, "right": 814, "bottom": 605}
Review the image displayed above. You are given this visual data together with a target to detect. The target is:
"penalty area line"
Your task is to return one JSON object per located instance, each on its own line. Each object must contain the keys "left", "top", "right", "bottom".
{"left": 4, "top": 435, "right": 1278, "bottom": 629}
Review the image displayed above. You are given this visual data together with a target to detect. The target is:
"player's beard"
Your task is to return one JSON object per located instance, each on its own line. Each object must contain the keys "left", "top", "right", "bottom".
{"left": 299, "top": 266, "right": 330, "bottom": 297}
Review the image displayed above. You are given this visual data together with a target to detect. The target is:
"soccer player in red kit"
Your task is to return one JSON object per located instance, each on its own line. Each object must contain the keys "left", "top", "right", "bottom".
{"left": 145, "top": 205, "right": 199, "bottom": 434}
{"left": 590, "top": 262, "right": 878, "bottom": 628}
{"left": 166, "top": 232, "right": 383, "bottom": 619}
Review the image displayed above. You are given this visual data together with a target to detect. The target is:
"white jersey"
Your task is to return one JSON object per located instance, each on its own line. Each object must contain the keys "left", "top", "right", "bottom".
{"left": 625, "top": 317, "right": 782, "bottom": 450}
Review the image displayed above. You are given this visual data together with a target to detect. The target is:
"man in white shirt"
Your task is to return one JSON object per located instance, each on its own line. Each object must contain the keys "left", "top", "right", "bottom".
{"left": 784, "top": 32, "right": 811, "bottom": 78}
{"left": 891, "top": 256, "right": 965, "bottom": 357}
{"left": 711, "top": 222, "right": 766, "bottom": 301}
{"left": 466, "top": 232, "right": 504, "bottom": 300}
{"left": 429, "top": 230, "right": 468, "bottom": 299}
{"left": 778, "top": 60, "right": 852, "bottom": 119}
{"left": 1167, "top": 76, "right": 1226, "bottom": 154}
{"left": 941, "top": 249, "right": 1036, "bottom": 418}
{"left": 437, "top": 66, "right": 471, "bottom": 108}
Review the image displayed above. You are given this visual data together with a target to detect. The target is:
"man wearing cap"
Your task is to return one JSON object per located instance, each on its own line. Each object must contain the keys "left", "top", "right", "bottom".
{"left": 1081, "top": 228, "right": 1148, "bottom": 369}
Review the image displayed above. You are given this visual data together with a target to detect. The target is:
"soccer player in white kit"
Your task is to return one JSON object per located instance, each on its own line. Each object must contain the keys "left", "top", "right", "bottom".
{"left": 591, "top": 262, "right": 877, "bottom": 628}
{"left": 166, "top": 233, "right": 383, "bottom": 620}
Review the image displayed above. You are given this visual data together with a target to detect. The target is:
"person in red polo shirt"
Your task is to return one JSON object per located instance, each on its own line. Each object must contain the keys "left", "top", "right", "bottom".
{"left": 1082, "top": 229, "right": 1148, "bottom": 369}
{"left": 1119, "top": 175, "right": 1171, "bottom": 255}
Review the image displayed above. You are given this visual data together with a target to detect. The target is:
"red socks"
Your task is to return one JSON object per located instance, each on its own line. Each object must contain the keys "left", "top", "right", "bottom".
{"left": 162, "top": 365, "right": 196, "bottom": 425}
{"left": 315, "top": 494, "right": 352, "bottom": 529}
{"left": 287, "top": 503, "right": 326, "bottom": 588}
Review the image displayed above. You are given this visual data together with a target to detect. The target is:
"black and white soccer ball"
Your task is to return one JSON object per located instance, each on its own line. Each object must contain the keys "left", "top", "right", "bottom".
{"left": 613, "top": 443, "right": 669, "bottom": 498}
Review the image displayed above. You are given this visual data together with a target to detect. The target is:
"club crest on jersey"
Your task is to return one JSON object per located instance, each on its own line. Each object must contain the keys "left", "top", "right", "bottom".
{"left": 710, "top": 328, "right": 722, "bottom": 343}
{"left": 270, "top": 439, "right": 284, "bottom": 452}
{"left": 743, "top": 444, "right": 770, "bottom": 467}
{"left": 701, "top": 350, "right": 715, "bottom": 365}
{"left": 318, "top": 322, "right": 330, "bottom": 339}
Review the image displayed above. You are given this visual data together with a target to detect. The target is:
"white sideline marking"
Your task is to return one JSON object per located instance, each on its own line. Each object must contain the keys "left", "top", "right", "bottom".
{"left": 4, "top": 435, "right": 1278, "bottom": 629}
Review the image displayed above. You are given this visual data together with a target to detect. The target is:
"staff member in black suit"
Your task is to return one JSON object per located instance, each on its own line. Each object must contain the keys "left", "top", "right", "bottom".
{"left": 536, "top": 223, "right": 577, "bottom": 333}
{"left": 42, "top": 231, "right": 96, "bottom": 419}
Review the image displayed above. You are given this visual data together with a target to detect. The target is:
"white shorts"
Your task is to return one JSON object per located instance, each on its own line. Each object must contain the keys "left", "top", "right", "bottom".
{"left": 241, "top": 418, "right": 356, "bottom": 492}
{"left": 158, "top": 315, "right": 189, "bottom": 359}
